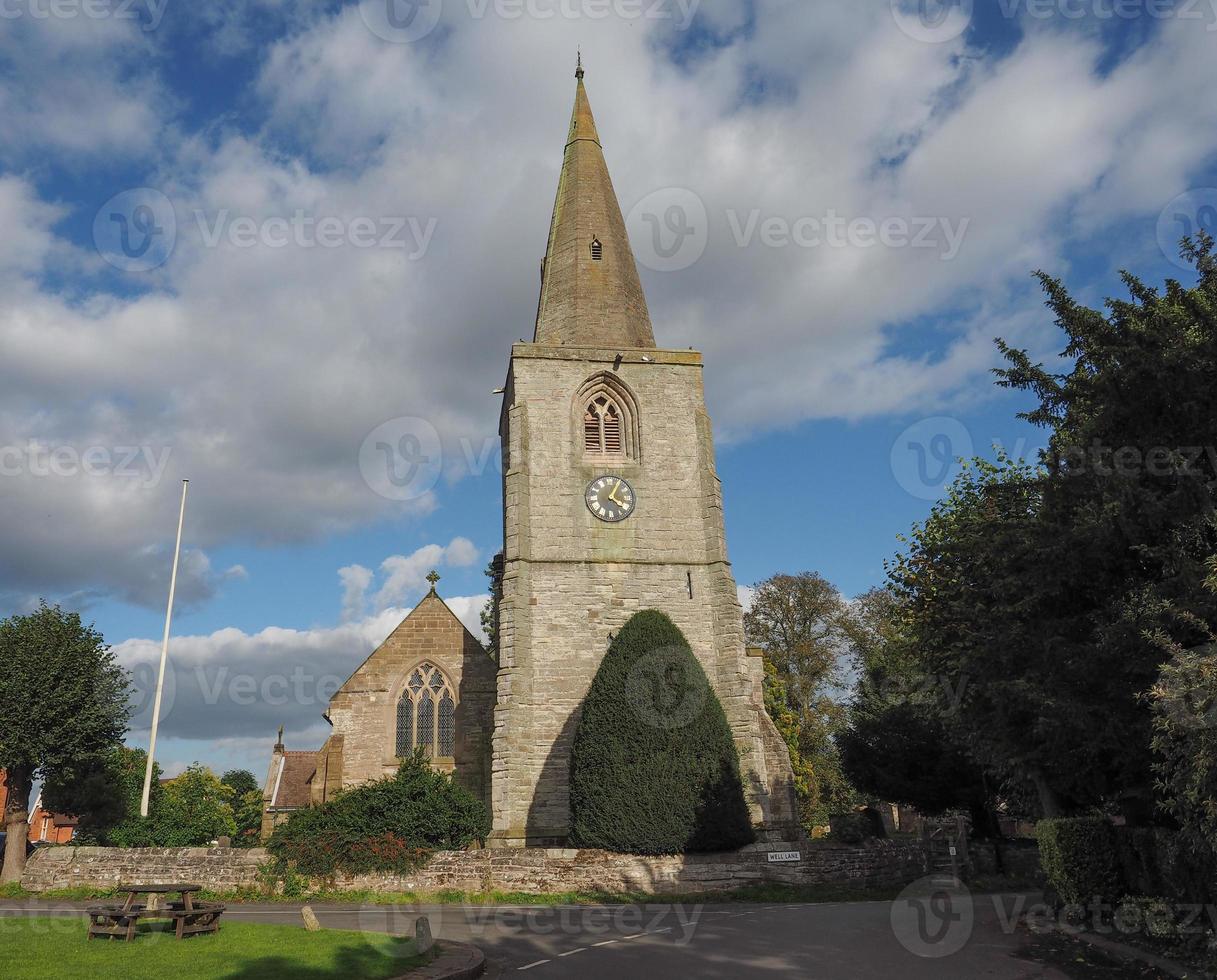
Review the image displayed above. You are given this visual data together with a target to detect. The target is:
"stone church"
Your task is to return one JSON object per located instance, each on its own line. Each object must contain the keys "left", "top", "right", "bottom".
{"left": 263, "top": 65, "right": 799, "bottom": 846}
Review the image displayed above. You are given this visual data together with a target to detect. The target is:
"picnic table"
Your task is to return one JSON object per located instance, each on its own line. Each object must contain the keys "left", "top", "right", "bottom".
{"left": 86, "top": 883, "right": 225, "bottom": 941}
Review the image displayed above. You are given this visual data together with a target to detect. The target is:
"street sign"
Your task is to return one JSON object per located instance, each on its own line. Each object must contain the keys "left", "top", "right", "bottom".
{"left": 767, "top": 851, "right": 801, "bottom": 863}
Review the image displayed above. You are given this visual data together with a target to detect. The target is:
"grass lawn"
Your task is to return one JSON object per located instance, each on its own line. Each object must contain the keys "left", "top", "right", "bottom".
{"left": 0, "top": 917, "right": 425, "bottom": 980}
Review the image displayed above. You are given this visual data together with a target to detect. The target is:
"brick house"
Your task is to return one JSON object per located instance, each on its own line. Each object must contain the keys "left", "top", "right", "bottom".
{"left": 28, "top": 792, "right": 77, "bottom": 844}
{"left": 0, "top": 772, "right": 77, "bottom": 845}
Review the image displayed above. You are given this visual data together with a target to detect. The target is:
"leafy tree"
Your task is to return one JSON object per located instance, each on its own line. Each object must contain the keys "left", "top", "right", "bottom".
{"left": 839, "top": 588, "right": 997, "bottom": 831}
{"left": 569, "top": 610, "right": 755, "bottom": 854}
{"left": 0, "top": 603, "right": 129, "bottom": 882}
{"left": 222, "top": 770, "right": 264, "bottom": 846}
{"left": 153, "top": 765, "right": 238, "bottom": 846}
{"left": 1148, "top": 555, "right": 1217, "bottom": 862}
{"left": 269, "top": 751, "right": 489, "bottom": 876}
{"left": 763, "top": 661, "right": 856, "bottom": 828}
{"left": 42, "top": 745, "right": 157, "bottom": 845}
{"left": 887, "top": 455, "right": 1102, "bottom": 816}
{"left": 744, "top": 572, "right": 857, "bottom": 825}
{"left": 886, "top": 235, "right": 1217, "bottom": 821}
{"left": 479, "top": 554, "right": 502, "bottom": 657}
{"left": 994, "top": 235, "right": 1217, "bottom": 817}
{"left": 221, "top": 769, "right": 259, "bottom": 798}
{"left": 744, "top": 572, "right": 852, "bottom": 710}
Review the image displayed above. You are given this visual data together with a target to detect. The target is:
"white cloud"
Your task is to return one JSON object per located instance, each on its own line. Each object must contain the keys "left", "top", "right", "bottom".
{"left": 118, "top": 592, "right": 490, "bottom": 751}
{"left": 1, "top": 4, "right": 1215, "bottom": 609}
{"left": 338, "top": 564, "right": 373, "bottom": 622}
{"left": 373, "top": 538, "right": 480, "bottom": 611}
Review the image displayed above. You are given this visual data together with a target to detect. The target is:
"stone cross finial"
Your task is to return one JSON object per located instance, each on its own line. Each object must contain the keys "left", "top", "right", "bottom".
{"left": 426, "top": 570, "right": 441, "bottom": 590}
{"left": 576, "top": 50, "right": 584, "bottom": 80}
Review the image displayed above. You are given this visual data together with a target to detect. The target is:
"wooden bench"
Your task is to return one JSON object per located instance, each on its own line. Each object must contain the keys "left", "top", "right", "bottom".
{"left": 168, "top": 901, "right": 225, "bottom": 939}
{"left": 86, "top": 884, "right": 224, "bottom": 941}
{"left": 86, "top": 904, "right": 146, "bottom": 942}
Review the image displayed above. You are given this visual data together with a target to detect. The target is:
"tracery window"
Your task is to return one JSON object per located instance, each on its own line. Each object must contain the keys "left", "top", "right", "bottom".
{"left": 396, "top": 662, "right": 456, "bottom": 758}
{"left": 584, "top": 395, "right": 623, "bottom": 455}
{"left": 577, "top": 373, "right": 639, "bottom": 459}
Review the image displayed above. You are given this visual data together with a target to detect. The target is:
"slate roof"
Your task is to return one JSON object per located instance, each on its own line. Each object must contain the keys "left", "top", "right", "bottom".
{"left": 268, "top": 751, "right": 316, "bottom": 809}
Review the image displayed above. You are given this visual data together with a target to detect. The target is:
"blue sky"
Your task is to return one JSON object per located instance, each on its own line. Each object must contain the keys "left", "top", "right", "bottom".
{"left": 2, "top": 0, "right": 1215, "bottom": 777}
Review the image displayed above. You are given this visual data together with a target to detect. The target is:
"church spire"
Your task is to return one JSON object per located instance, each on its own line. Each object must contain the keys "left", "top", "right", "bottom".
{"left": 532, "top": 61, "right": 656, "bottom": 349}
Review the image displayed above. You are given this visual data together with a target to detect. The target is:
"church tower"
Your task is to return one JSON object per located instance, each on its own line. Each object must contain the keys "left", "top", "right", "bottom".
{"left": 491, "top": 62, "right": 798, "bottom": 846}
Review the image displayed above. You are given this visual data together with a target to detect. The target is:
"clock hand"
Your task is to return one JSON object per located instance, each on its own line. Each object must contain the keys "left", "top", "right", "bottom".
{"left": 608, "top": 481, "right": 626, "bottom": 507}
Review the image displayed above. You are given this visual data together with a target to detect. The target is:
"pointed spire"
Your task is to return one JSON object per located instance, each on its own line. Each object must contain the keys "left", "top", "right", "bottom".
{"left": 533, "top": 64, "right": 655, "bottom": 349}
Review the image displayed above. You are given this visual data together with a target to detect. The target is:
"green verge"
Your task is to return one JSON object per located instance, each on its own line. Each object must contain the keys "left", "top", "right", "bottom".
{"left": 0, "top": 918, "right": 424, "bottom": 980}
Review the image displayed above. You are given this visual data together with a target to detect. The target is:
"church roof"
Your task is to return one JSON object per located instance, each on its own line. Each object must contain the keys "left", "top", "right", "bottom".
{"left": 267, "top": 751, "right": 315, "bottom": 809}
{"left": 532, "top": 61, "right": 656, "bottom": 350}
{"left": 330, "top": 584, "right": 490, "bottom": 701}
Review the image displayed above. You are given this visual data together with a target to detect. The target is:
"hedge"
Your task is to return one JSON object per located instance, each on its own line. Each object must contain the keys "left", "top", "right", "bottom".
{"left": 1036, "top": 816, "right": 1121, "bottom": 906}
{"left": 268, "top": 752, "right": 489, "bottom": 876}
{"left": 569, "top": 609, "right": 755, "bottom": 854}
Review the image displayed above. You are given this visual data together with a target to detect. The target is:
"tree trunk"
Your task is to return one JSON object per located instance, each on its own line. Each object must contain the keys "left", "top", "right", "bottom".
{"left": 1031, "top": 770, "right": 1065, "bottom": 819}
{"left": 1, "top": 767, "right": 32, "bottom": 884}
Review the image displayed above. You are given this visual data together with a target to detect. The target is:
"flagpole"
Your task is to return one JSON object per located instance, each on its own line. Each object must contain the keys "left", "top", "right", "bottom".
{"left": 141, "top": 478, "right": 189, "bottom": 818}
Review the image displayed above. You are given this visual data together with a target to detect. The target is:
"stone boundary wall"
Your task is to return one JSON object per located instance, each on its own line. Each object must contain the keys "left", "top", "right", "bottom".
{"left": 22, "top": 846, "right": 268, "bottom": 893}
{"left": 22, "top": 840, "right": 933, "bottom": 895}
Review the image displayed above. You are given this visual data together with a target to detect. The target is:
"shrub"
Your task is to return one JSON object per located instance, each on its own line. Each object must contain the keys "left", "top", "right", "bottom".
{"left": 1036, "top": 816, "right": 1121, "bottom": 906}
{"left": 828, "top": 810, "right": 884, "bottom": 843}
{"left": 268, "top": 751, "right": 489, "bottom": 877}
{"left": 569, "top": 609, "right": 755, "bottom": 854}
{"left": 1116, "top": 825, "right": 1216, "bottom": 909}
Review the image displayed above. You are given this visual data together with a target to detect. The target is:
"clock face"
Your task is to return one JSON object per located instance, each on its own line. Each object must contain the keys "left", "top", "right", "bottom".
{"left": 585, "top": 475, "right": 636, "bottom": 523}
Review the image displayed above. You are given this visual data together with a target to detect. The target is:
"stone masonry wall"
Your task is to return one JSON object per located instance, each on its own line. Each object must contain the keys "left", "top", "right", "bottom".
{"left": 22, "top": 846, "right": 268, "bottom": 893}
{"left": 494, "top": 345, "right": 797, "bottom": 844}
{"left": 22, "top": 841, "right": 930, "bottom": 895}
{"left": 327, "top": 592, "right": 498, "bottom": 808}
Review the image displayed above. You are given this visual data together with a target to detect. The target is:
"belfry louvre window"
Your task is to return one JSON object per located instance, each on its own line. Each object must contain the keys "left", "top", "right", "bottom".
{"left": 577, "top": 373, "right": 640, "bottom": 461}
{"left": 396, "top": 662, "right": 457, "bottom": 758}
{"left": 590, "top": 238, "right": 603, "bottom": 261}
{"left": 584, "top": 395, "right": 623, "bottom": 455}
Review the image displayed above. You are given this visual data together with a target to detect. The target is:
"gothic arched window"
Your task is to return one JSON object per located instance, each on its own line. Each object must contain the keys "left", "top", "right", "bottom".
{"left": 396, "top": 663, "right": 456, "bottom": 758}
{"left": 577, "top": 373, "right": 640, "bottom": 460}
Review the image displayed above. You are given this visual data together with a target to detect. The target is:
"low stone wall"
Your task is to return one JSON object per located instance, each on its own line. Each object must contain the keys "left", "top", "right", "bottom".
{"left": 22, "top": 839, "right": 930, "bottom": 895}
{"left": 22, "top": 846, "right": 268, "bottom": 893}
{"left": 335, "top": 839, "right": 930, "bottom": 894}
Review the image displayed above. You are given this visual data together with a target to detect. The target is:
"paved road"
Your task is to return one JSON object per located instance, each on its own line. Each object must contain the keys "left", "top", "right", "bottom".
{"left": 1, "top": 893, "right": 1070, "bottom": 978}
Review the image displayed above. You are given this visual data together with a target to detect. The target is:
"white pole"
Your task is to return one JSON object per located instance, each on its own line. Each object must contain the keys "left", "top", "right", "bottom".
{"left": 140, "top": 479, "right": 189, "bottom": 818}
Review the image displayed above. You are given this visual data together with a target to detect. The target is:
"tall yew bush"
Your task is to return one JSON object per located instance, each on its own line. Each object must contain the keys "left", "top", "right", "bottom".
{"left": 569, "top": 610, "right": 755, "bottom": 854}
